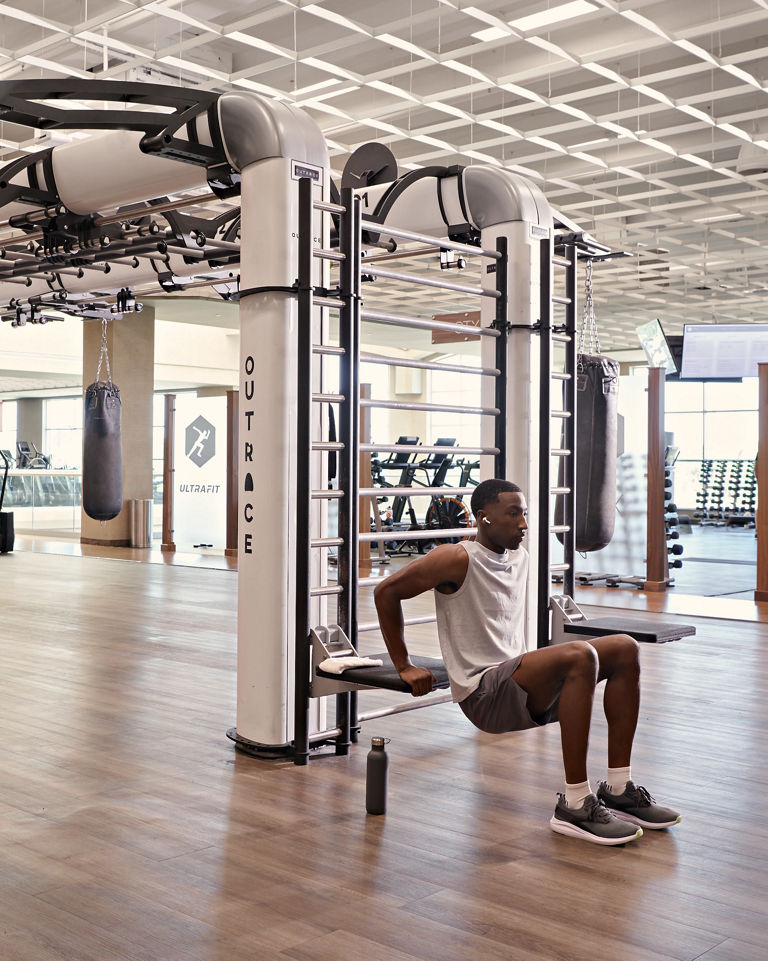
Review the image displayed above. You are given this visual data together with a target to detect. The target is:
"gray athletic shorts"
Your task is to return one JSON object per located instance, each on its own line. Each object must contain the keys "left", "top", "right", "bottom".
{"left": 458, "top": 655, "right": 560, "bottom": 734}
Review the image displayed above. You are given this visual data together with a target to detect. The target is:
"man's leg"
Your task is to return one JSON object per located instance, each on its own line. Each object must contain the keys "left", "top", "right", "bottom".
{"left": 588, "top": 634, "right": 641, "bottom": 770}
{"left": 512, "top": 640, "right": 643, "bottom": 845}
{"left": 512, "top": 641, "right": 599, "bottom": 784}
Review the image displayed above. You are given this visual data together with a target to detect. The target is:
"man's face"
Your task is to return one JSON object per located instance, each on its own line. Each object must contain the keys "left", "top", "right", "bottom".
{"left": 482, "top": 491, "right": 528, "bottom": 550}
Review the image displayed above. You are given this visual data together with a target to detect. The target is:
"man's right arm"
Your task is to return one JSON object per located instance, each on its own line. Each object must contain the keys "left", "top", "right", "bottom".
{"left": 373, "top": 544, "right": 468, "bottom": 697}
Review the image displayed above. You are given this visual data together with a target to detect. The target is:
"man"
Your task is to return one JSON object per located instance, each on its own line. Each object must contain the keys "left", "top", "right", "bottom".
{"left": 374, "top": 478, "right": 680, "bottom": 846}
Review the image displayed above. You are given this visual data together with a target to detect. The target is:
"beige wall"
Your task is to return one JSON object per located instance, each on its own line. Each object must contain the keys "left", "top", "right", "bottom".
{"left": 80, "top": 308, "right": 155, "bottom": 545}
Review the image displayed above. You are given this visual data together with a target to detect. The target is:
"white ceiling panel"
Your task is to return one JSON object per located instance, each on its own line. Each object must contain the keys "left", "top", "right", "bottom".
{"left": 0, "top": 0, "right": 764, "bottom": 356}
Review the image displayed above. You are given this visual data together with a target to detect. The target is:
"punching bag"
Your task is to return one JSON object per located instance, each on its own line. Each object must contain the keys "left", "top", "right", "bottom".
{"left": 556, "top": 354, "right": 619, "bottom": 552}
{"left": 555, "top": 260, "right": 618, "bottom": 552}
{"left": 83, "top": 320, "right": 123, "bottom": 521}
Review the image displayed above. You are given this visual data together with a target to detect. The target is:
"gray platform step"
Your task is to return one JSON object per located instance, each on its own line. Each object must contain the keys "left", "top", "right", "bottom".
{"left": 316, "top": 653, "right": 450, "bottom": 693}
{"left": 564, "top": 616, "right": 695, "bottom": 644}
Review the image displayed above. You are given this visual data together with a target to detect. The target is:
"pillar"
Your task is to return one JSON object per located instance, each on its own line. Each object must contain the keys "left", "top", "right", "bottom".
{"left": 644, "top": 366, "right": 668, "bottom": 592}
{"left": 80, "top": 307, "right": 155, "bottom": 545}
{"left": 755, "top": 363, "right": 768, "bottom": 601}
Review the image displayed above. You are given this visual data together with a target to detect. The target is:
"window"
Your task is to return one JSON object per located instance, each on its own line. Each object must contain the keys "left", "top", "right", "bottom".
{"left": 44, "top": 397, "right": 82, "bottom": 469}
{"left": 0, "top": 400, "right": 17, "bottom": 459}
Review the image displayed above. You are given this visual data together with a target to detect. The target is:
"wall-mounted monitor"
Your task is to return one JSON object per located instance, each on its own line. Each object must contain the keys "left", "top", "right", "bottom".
{"left": 636, "top": 319, "right": 677, "bottom": 374}
{"left": 681, "top": 323, "right": 768, "bottom": 379}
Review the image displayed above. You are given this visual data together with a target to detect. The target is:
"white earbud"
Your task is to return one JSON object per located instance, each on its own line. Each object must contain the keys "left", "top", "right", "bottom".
{"left": 483, "top": 517, "right": 491, "bottom": 525}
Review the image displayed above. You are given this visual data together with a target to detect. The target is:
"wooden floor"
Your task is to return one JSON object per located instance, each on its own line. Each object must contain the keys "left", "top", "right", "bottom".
{"left": 1, "top": 548, "right": 767, "bottom": 961}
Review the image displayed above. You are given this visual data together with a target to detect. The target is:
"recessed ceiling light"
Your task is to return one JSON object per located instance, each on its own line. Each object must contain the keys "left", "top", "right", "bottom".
{"left": 471, "top": 27, "right": 509, "bottom": 42}
{"left": 510, "top": 0, "right": 598, "bottom": 33}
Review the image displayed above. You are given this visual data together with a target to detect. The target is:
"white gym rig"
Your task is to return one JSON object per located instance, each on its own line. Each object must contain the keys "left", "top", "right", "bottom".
{"left": 0, "top": 81, "right": 643, "bottom": 765}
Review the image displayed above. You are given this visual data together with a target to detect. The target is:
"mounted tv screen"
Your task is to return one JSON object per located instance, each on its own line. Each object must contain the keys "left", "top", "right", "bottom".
{"left": 681, "top": 323, "right": 768, "bottom": 379}
{"left": 636, "top": 319, "right": 677, "bottom": 374}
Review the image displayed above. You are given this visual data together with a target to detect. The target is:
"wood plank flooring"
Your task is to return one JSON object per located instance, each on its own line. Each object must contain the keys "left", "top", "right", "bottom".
{"left": 0, "top": 549, "right": 767, "bottom": 960}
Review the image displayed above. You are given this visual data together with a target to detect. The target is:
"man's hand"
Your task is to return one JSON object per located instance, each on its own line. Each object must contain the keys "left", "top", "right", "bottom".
{"left": 399, "top": 665, "right": 436, "bottom": 697}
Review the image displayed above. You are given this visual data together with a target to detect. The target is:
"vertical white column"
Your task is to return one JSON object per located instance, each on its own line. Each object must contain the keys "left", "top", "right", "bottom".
{"left": 480, "top": 220, "right": 547, "bottom": 649}
{"left": 235, "top": 157, "right": 327, "bottom": 749}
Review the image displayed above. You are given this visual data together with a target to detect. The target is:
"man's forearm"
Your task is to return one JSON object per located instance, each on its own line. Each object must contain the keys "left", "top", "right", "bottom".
{"left": 374, "top": 586, "right": 412, "bottom": 672}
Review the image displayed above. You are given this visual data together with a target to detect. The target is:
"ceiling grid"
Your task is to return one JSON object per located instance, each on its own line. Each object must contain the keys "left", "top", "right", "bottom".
{"left": 0, "top": 0, "right": 763, "bottom": 349}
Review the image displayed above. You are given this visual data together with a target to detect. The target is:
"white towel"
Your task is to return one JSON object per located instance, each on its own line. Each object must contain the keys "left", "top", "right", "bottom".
{"left": 318, "top": 656, "right": 383, "bottom": 675}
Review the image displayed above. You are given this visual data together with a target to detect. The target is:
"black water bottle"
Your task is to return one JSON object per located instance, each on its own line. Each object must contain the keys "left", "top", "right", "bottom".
{"left": 366, "top": 736, "right": 389, "bottom": 815}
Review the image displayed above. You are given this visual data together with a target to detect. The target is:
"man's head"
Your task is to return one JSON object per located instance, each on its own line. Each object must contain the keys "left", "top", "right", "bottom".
{"left": 471, "top": 479, "right": 527, "bottom": 551}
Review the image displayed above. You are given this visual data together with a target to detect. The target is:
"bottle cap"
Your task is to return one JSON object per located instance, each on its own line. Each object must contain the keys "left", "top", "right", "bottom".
{"left": 371, "top": 736, "right": 387, "bottom": 748}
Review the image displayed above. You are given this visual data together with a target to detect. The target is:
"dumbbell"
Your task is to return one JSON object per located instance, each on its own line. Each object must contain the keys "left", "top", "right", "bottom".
{"left": 669, "top": 558, "right": 683, "bottom": 569}
{"left": 668, "top": 543, "right": 684, "bottom": 556}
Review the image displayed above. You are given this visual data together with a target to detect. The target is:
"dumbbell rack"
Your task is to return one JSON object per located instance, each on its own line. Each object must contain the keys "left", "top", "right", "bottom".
{"left": 665, "top": 458, "right": 684, "bottom": 573}
{"left": 695, "top": 459, "right": 756, "bottom": 527}
{"left": 724, "top": 460, "right": 756, "bottom": 527}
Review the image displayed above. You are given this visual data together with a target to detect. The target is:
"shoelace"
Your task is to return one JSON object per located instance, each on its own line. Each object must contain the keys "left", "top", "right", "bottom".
{"left": 626, "top": 783, "right": 654, "bottom": 807}
{"left": 583, "top": 795, "right": 613, "bottom": 823}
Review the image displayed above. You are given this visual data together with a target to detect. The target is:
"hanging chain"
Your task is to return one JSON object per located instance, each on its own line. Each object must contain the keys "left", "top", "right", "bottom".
{"left": 578, "top": 259, "right": 601, "bottom": 359}
{"left": 95, "top": 317, "right": 112, "bottom": 385}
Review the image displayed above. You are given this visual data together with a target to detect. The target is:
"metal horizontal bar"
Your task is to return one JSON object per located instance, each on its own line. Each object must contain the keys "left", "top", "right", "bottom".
{"left": 363, "top": 264, "right": 500, "bottom": 299}
{"left": 357, "top": 614, "right": 437, "bottom": 633}
{"left": 552, "top": 372, "right": 571, "bottom": 381}
{"left": 552, "top": 333, "right": 572, "bottom": 343}
{"left": 552, "top": 295, "right": 572, "bottom": 306}
{"left": 314, "top": 296, "right": 345, "bottom": 309}
{"left": 362, "top": 221, "right": 501, "bottom": 260}
{"left": 362, "top": 443, "right": 496, "bottom": 456}
{"left": 361, "top": 308, "right": 500, "bottom": 338}
{"left": 313, "top": 344, "right": 345, "bottom": 356}
{"left": 314, "top": 200, "right": 346, "bottom": 214}
{"left": 550, "top": 525, "right": 571, "bottom": 534}
{"left": 362, "top": 398, "right": 499, "bottom": 416}
{"left": 360, "top": 352, "right": 499, "bottom": 377}
{"left": 361, "top": 245, "right": 441, "bottom": 265}
{"left": 313, "top": 248, "right": 345, "bottom": 263}
{"left": 311, "top": 537, "right": 344, "bottom": 548}
{"left": 359, "top": 526, "right": 475, "bottom": 543}
{"left": 551, "top": 487, "right": 570, "bottom": 495}
{"left": 310, "top": 585, "right": 344, "bottom": 596}
{"left": 358, "top": 692, "right": 453, "bottom": 721}
{"left": 312, "top": 393, "right": 345, "bottom": 403}
{"left": 552, "top": 256, "right": 572, "bottom": 267}
{"left": 551, "top": 448, "right": 572, "bottom": 457}
{"left": 551, "top": 410, "right": 571, "bottom": 419}
{"left": 312, "top": 442, "right": 345, "bottom": 451}
{"left": 550, "top": 563, "right": 571, "bottom": 572}
{"left": 312, "top": 490, "right": 344, "bottom": 499}
{"left": 359, "top": 486, "right": 477, "bottom": 498}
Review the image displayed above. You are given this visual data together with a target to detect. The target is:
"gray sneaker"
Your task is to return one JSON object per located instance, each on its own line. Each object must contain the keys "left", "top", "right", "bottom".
{"left": 597, "top": 780, "right": 681, "bottom": 829}
{"left": 550, "top": 793, "right": 643, "bottom": 845}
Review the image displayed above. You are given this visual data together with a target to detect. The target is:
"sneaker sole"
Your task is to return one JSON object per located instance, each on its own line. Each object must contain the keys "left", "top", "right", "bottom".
{"left": 610, "top": 810, "right": 682, "bottom": 830}
{"left": 550, "top": 816, "right": 643, "bottom": 846}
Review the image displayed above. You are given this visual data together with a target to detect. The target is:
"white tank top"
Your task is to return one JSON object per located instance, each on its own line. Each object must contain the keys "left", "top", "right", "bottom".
{"left": 433, "top": 540, "right": 529, "bottom": 702}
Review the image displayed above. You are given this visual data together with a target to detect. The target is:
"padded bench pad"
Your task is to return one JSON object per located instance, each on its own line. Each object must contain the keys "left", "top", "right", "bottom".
{"left": 316, "top": 653, "right": 451, "bottom": 694}
{"left": 564, "top": 616, "right": 695, "bottom": 644}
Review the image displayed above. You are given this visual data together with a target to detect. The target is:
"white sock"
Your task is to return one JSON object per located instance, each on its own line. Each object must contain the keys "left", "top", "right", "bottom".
{"left": 564, "top": 779, "right": 592, "bottom": 809}
{"left": 606, "top": 766, "right": 632, "bottom": 795}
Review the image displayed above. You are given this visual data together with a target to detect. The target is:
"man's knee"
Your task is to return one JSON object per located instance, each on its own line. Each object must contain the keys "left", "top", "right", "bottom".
{"left": 562, "top": 641, "right": 600, "bottom": 682}
{"left": 598, "top": 633, "right": 641, "bottom": 677}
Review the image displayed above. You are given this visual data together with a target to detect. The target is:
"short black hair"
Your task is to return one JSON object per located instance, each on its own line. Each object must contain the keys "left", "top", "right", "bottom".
{"left": 471, "top": 479, "right": 522, "bottom": 517}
